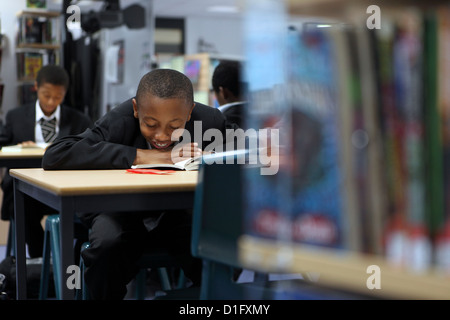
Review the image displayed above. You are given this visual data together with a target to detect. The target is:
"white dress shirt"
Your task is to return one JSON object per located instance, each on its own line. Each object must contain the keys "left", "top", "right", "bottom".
{"left": 35, "top": 100, "right": 61, "bottom": 144}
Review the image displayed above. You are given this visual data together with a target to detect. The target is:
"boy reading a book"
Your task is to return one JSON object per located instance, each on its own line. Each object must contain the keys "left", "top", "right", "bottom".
{"left": 42, "top": 68, "right": 232, "bottom": 299}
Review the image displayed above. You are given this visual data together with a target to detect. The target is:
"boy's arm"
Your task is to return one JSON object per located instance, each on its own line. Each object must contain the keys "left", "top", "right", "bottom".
{"left": 135, "top": 143, "right": 202, "bottom": 165}
{"left": 43, "top": 113, "right": 202, "bottom": 169}
{"left": 42, "top": 112, "right": 138, "bottom": 170}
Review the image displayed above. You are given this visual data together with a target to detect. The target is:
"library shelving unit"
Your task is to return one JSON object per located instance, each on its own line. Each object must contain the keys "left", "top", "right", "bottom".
{"left": 15, "top": 10, "right": 62, "bottom": 105}
{"left": 238, "top": 0, "right": 450, "bottom": 299}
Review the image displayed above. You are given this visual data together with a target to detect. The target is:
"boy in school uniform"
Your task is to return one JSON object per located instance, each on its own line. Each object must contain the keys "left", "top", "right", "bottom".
{"left": 42, "top": 68, "right": 234, "bottom": 299}
{"left": 212, "top": 60, "right": 247, "bottom": 129}
{"left": 0, "top": 65, "right": 92, "bottom": 258}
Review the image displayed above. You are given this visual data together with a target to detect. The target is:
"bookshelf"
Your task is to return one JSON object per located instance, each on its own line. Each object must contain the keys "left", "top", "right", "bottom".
{"left": 15, "top": 10, "right": 62, "bottom": 105}
{"left": 239, "top": 0, "right": 450, "bottom": 299}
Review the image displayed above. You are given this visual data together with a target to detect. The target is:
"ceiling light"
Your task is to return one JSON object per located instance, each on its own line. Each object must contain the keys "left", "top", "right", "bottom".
{"left": 207, "top": 5, "right": 240, "bottom": 13}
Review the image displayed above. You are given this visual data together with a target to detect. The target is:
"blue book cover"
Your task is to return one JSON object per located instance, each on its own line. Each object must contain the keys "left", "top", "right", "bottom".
{"left": 244, "top": 24, "right": 349, "bottom": 250}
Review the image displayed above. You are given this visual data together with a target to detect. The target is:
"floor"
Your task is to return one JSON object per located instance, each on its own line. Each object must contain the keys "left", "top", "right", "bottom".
{"left": 0, "top": 243, "right": 304, "bottom": 300}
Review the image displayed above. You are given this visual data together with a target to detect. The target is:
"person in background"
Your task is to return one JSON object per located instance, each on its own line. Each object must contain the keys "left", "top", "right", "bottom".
{"left": 42, "top": 68, "right": 233, "bottom": 299}
{"left": 211, "top": 60, "right": 247, "bottom": 129}
{"left": 0, "top": 64, "right": 92, "bottom": 258}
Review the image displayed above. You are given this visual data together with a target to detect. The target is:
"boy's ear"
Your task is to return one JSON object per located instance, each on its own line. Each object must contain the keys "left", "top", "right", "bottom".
{"left": 220, "top": 86, "right": 229, "bottom": 100}
{"left": 34, "top": 81, "right": 38, "bottom": 91}
{"left": 187, "top": 103, "right": 195, "bottom": 121}
{"left": 132, "top": 98, "right": 139, "bottom": 118}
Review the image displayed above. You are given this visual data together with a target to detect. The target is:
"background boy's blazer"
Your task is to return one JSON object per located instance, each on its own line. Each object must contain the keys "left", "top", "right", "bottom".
{"left": 0, "top": 103, "right": 92, "bottom": 146}
{"left": 222, "top": 102, "right": 246, "bottom": 129}
{"left": 43, "top": 98, "right": 231, "bottom": 170}
{"left": 0, "top": 103, "right": 92, "bottom": 221}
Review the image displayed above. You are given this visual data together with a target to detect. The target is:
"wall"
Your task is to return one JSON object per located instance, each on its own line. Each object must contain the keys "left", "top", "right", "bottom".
{"left": 0, "top": 0, "right": 248, "bottom": 121}
{"left": 185, "top": 16, "right": 244, "bottom": 58}
{"left": 0, "top": 0, "right": 27, "bottom": 121}
{"left": 98, "top": 0, "right": 154, "bottom": 116}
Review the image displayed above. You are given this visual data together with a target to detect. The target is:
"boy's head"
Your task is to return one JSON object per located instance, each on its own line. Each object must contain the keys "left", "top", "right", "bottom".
{"left": 35, "top": 65, "right": 70, "bottom": 117}
{"left": 212, "top": 60, "right": 242, "bottom": 106}
{"left": 132, "top": 68, "right": 195, "bottom": 150}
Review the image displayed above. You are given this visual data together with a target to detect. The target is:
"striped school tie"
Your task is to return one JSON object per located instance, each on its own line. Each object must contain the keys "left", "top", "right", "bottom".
{"left": 40, "top": 117, "right": 57, "bottom": 143}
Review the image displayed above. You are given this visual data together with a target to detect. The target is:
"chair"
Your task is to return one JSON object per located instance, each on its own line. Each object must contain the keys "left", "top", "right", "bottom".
{"left": 39, "top": 214, "right": 89, "bottom": 300}
{"left": 39, "top": 213, "right": 188, "bottom": 300}
{"left": 189, "top": 151, "right": 275, "bottom": 299}
{"left": 76, "top": 245, "right": 191, "bottom": 300}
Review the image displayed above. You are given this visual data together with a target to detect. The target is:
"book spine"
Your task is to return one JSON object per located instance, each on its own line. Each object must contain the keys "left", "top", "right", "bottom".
{"left": 434, "top": 6, "right": 450, "bottom": 275}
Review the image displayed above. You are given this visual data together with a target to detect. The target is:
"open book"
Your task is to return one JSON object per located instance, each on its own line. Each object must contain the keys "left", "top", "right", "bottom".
{"left": 130, "top": 157, "right": 201, "bottom": 171}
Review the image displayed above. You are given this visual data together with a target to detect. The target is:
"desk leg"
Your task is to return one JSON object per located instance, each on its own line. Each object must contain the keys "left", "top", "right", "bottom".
{"left": 59, "top": 198, "right": 75, "bottom": 300}
{"left": 13, "top": 179, "right": 27, "bottom": 300}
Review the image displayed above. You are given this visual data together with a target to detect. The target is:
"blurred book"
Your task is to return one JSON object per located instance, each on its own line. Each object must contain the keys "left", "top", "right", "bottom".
{"left": 26, "top": 0, "right": 47, "bottom": 9}
{"left": 16, "top": 52, "right": 43, "bottom": 81}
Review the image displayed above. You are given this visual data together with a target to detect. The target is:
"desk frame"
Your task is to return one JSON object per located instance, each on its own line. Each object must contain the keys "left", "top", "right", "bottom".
{"left": 13, "top": 177, "right": 194, "bottom": 300}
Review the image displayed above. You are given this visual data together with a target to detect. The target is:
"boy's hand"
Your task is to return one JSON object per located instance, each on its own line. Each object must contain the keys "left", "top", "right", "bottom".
{"left": 18, "top": 141, "right": 37, "bottom": 147}
{"left": 171, "top": 142, "right": 202, "bottom": 163}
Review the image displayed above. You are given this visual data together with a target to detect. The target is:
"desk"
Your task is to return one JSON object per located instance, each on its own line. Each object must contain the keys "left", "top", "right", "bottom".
{"left": 0, "top": 147, "right": 45, "bottom": 167}
{"left": 10, "top": 168, "right": 198, "bottom": 300}
{"left": 0, "top": 148, "right": 45, "bottom": 254}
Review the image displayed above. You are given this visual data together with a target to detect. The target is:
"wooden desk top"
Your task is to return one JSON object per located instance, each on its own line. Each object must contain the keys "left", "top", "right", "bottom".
{"left": 10, "top": 168, "right": 198, "bottom": 196}
{"left": 0, "top": 147, "right": 45, "bottom": 158}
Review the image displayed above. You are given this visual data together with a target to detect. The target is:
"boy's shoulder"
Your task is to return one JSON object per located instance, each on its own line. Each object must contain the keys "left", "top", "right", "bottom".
{"left": 6, "top": 102, "right": 35, "bottom": 117}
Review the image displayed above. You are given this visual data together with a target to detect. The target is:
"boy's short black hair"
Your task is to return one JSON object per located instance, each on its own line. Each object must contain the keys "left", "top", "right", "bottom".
{"left": 212, "top": 60, "right": 241, "bottom": 97}
{"left": 136, "top": 68, "right": 194, "bottom": 107}
{"left": 36, "top": 65, "right": 70, "bottom": 90}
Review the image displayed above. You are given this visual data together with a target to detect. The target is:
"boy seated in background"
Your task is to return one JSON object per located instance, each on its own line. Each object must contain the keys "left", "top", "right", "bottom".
{"left": 212, "top": 60, "right": 247, "bottom": 129}
{"left": 0, "top": 65, "right": 92, "bottom": 258}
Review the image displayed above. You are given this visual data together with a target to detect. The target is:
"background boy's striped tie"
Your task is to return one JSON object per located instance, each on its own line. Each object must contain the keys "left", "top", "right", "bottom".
{"left": 40, "top": 118, "right": 57, "bottom": 143}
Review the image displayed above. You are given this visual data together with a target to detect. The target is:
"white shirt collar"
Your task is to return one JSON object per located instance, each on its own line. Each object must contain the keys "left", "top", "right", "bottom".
{"left": 35, "top": 100, "right": 61, "bottom": 123}
{"left": 218, "top": 101, "right": 246, "bottom": 113}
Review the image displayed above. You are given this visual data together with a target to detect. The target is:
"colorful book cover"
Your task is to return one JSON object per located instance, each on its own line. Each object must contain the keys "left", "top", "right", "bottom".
{"left": 244, "top": 21, "right": 350, "bottom": 250}
{"left": 378, "top": 9, "right": 432, "bottom": 271}
{"left": 24, "top": 17, "right": 43, "bottom": 44}
{"left": 396, "top": 9, "right": 431, "bottom": 272}
{"left": 374, "top": 15, "right": 409, "bottom": 266}
{"left": 26, "top": 0, "right": 47, "bottom": 9}
{"left": 286, "top": 27, "right": 348, "bottom": 249}
{"left": 24, "top": 52, "right": 43, "bottom": 80}
{"left": 242, "top": 0, "right": 292, "bottom": 247}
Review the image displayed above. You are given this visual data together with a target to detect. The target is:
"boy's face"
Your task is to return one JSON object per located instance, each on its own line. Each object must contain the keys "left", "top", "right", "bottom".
{"left": 132, "top": 95, "right": 194, "bottom": 150}
{"left": 35, "top": 82, "right": 67, "bottom": 117}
